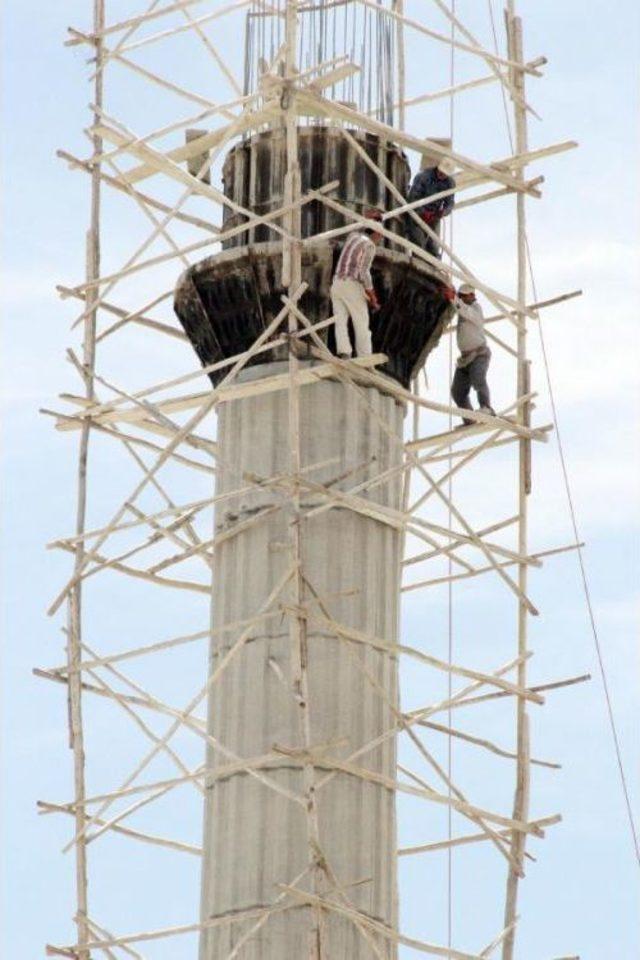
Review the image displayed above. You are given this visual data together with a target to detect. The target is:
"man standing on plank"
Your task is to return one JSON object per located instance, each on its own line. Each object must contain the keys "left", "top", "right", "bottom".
{"left": 444, "top": 282, "right": 496, "bottom": 426}
{"left": 330, "top": 209, "right": 383, "bottom": 359}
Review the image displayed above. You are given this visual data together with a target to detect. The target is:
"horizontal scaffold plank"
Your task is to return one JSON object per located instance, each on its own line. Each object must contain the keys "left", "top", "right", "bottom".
{"left": 55, "top": 355, "right": 389, "bottom": 431}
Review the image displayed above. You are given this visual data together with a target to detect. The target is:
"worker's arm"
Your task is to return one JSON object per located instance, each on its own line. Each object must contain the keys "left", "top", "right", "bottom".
{"left": 408, "top": 169, "right": 427, "bottom": 203}
{"left": 440, "top": 180, "right": 455, "bottom": 217}
{"left": 358, "top": 240, "right": 375, "bottom": 291}
{"left": 456, "top": 298, "right": 484, "bottom": 329}
{"left": 359, "top": 242, "right": 380, "bottom": 311}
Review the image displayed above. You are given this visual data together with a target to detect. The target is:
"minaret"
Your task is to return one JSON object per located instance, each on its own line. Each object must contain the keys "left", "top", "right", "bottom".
{"left": 175, "top": 124, "right": 451, "bottom": 957}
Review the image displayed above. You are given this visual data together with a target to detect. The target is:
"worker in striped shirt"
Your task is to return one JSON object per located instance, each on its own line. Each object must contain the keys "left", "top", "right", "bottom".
{"left": 330, "top": 209, "right": 383, "bottom": 359}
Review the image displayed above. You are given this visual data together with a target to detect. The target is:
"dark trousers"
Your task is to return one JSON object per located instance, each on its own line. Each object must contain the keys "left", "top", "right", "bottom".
{"left": 408, "top": 214, "right": 443, "bottom": 258}
{"left": 451, "top": 352, "right": 492, "bottom": 419}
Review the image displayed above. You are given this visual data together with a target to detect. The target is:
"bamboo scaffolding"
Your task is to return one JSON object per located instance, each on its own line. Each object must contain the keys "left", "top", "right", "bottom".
{"left": 398, "top": 814, "right": 561, "bottom": 857}
{"left": 35, "top": 667, "right": 206, "bottom": 724}
{"left": 403, "top": 516, "right": 519, "bottom": 569}
{"left": 425, "top": 0, "right": 539, "bottom": 117}
{"left": 68, "top": 110, "right": 279, "bottom": 322}
{"left": 39, "top": 802, "right": 203, "bottom": 857}
{"left": 73, "top": 0, "right": 255, "bottom": 61}
{"left": 65, "top": 0, "right": 222, "bottom": 46}
{"left": 279, "top": 884, "right": 486, "bottom": 960}
{"left": 46, "top": 609, "right": 282, "bottom": 676}
{"left": 62, "top": 566, "right": 301, "bottom": 852}
{"left": 56, "top": 353, "right": 386, "bottom": 431}
{"left": 58, "top": 152, "right": 218, "bottom": 235}
{"left": 81, "top": 642, "right": 206, "bottom": 795}
{"left": 69, "top": 367, "right": 213, "bottom": 568}
{"left": 47, "top": 901, "right": 296, "bottom": 956}
{"left": 504, "top": 15, "right": 533, "bottom": 954}
{"left": 322, "top": 654, "right": 531, "bottom": 785}
{"left": 333, "top": 124, "right": 531, "bottom": 333}
{"left": 402, "top": 542, "right": 584, "bottom": 593}
{"left": 285, "top": 309, "right": 541, "bottom": 619}
{"left": 64, "top": 5, "right": 104, "bottom": 954}
{"left": 310, "top": 166, "right": 534, "bottom": 323}
{"left": 415, "top": 720, "right": 560, "bottom": 770}
{"left": 355, "top": 0, "right": 541, "bottom": 78}
{"left": 303, "top": 576, "right": 520, "bottom": 872}
{"left": 62, "top": 310, "right": 341, "bottom": 423}
{"left": 444, "top": 674, "right": 591, "bottom": 712}
{"left": 301, "top": 336, "right": 543, "bottom": 612}
{"left": 288, "top": 608, "right": 543, "bottom": 704}
{"left": 49, "top": 291, "right": 305, "bottom": 617}
{"left": 85, "top": 917, "right": 145, "bottom": 960}
{"left": 57, "top": 281, "right": 189, "bottom": 340}
{"left": 66, "top": 177, "right": 335, "bottom": 313}
{"left": 49, "top": 2, "right": 584, "bottom": 954}
{"left": 83, "top": 88, "right": 255, "bottom": 169}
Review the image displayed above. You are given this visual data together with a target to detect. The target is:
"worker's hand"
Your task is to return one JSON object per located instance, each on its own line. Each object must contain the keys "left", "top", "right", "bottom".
{"left": 421, "top": 209, "right": 437, "bottom": 224}
{"left": 366, "top": 289, "right": 381, "bottom": 312}
{"left": 442, "top": 285, "right": 456, "bottom": 303}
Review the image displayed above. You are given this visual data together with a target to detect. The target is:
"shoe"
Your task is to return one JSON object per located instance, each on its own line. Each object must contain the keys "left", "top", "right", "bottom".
{"left": 455, "top": 419, "right": 473, "bottom": 429}
{"left": 338, "top": 353, "right": 352, "bottom": 361}
{"left": 480, "top": 406, "right": 496, "bottom": 416}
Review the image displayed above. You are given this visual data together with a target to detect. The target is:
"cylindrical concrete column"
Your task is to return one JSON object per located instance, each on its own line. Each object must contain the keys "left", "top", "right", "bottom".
{"left": 200, "top": 362, "right": 404, "bottom": 959}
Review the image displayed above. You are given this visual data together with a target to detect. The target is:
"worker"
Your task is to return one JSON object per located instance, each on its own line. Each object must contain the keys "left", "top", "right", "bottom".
{"left": 444, "top": 282, "right": 496, "bottom": 426}
{"left": 407, "top": 157, "right": 456, "bottom": 259}
{"left": 330, "top": 209, "right": 383, "bottom": 359}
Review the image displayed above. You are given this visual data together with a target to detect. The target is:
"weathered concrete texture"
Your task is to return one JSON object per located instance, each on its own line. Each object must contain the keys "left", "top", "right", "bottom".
{"left": 174, "top": 242, "right": 451, "bottom": 389}
{"left": 173, "top": 124, "right": 454, "bottom": 390}
{"left": 221, "top": 125, "right": 410, "bottom": 248}
{"left": 200, "top": 364, "right": 404, "bottom": 959}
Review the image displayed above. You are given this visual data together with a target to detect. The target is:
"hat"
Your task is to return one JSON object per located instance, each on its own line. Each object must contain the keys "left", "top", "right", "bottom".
{"left": 437, "top": 157, "right": 456, "bottom": 176}
{"left": 458, "top": 283, "right": 475, "bottom": 295}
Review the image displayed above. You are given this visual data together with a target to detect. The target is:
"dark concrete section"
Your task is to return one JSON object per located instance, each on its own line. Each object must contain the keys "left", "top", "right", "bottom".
{"left": 221, "top": 125, "right": 409, "bottom": 247}
{"left": 174, "top": 242, "right": 451, "bottom": 389}
{"left": 173, "top": 126, "right": 453, "bottom": 388}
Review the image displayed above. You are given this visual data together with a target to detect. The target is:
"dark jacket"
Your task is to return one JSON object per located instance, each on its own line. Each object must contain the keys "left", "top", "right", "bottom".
{"left": 408, "top": 167, "right": 455, "bottom": 217}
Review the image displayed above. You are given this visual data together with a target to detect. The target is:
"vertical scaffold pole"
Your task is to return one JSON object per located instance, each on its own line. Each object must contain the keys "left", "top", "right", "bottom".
{"left": 65, "top": 1, "right": 104, "bottom": 956}
{"left": 284, "top": 3, "right": 324, "bottom": 956}
{"left": 503, "top": 4, "right": 531, "bottom": 959}
{"left": 393, "top": 0, "right": 406, "bottom": 130}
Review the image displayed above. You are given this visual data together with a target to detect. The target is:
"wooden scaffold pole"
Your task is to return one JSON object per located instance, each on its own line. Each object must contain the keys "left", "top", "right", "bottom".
{"left": 283, "top": 2, "right": 325, "bottom": 955}
{"left": 503, "top": 3, "right": 531, "bottom": 957}
{"left": 65, "top": 1, "right": 104, "bottom": 956}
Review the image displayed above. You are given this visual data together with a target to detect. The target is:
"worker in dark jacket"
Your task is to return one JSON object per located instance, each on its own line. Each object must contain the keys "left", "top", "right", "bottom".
{"left": 407, "top": 157, "right": 456, "bottom": 259}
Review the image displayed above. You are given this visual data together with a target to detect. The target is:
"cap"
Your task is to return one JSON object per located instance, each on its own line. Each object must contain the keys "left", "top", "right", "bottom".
{"left": 437, "top": 157, "right": 456, "bottom": 176}
{"left": 458, "top": 283, "right": 475, "bottom": 295}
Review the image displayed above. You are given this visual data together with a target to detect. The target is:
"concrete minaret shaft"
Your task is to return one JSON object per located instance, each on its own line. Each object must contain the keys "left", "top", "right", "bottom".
{"left": 199, "top": 366, "right": 404, "bottom": 957}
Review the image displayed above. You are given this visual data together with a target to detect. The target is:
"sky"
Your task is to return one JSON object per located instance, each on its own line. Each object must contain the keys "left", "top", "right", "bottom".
{"left": 1, "top": 1, "right": 639, "bottom": 958}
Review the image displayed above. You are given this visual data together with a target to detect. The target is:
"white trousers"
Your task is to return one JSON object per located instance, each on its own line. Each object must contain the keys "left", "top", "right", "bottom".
{"left": 330, "top": 278, "right": 372, "bottom": 357}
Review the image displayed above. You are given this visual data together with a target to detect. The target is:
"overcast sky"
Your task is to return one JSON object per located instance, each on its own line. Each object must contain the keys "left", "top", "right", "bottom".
{"left": 2, "top": 1, "right": 639, "bottom": 958}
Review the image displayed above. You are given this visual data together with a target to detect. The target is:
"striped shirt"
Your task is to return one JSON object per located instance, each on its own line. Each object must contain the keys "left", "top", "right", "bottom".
{"left": 333, "top": 232, "right": 376, "bottom": 289}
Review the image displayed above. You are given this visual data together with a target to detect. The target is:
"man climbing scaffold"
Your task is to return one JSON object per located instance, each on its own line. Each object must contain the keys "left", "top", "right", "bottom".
{"left": 445, "top": 281, "right": 496, "bottom": 425}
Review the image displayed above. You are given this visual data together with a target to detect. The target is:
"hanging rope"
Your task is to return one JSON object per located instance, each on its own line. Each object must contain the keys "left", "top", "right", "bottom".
{"left": 487, "top": 0, "right": 640, "bottom": 870}
{"left": 447, "top": 1, "right": 456, "bottom": 950}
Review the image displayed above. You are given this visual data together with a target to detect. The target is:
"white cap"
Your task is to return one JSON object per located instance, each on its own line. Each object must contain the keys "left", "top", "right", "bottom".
{"left": 437, "top": 157, "right": 456, "bottom": 176}
{"left": 458, "top": 283, "right": 475, "bottom": 295}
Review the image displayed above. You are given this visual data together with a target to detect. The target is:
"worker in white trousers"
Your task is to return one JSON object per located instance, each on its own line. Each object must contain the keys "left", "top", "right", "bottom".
{"left": 330, "top": 209, "right": 383, "bottom": 359}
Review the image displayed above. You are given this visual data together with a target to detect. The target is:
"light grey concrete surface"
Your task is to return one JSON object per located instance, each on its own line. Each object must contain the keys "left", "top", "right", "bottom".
{"left": 200, "top": 363, "right": 404, "bottom": 959}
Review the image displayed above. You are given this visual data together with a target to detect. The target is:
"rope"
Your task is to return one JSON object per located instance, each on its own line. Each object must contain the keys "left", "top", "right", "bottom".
{"left": 447, "top": 1, "right": 456, "bottom": 950}
{"left": 487, "top": 0, "right": 640, "bottom": 870}
{"left": 529, "top": 253, "right": 640, "bottom": 869}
